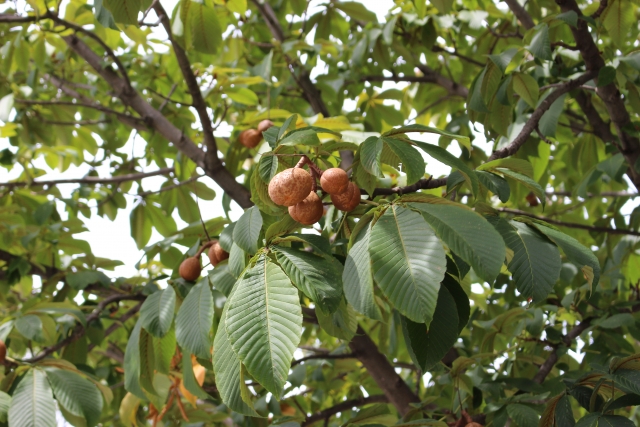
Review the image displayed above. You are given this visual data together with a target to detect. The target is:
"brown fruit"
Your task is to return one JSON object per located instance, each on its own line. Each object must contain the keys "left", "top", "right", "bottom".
{"left": 289, "top": 191, "right": 324, "bottom": 225}
{"left": 257, "top": 119, "right": 274, "bottom": 132}
{"left": 0, "top": 340, "right": 5, "bottom": 364}
{"left": 238, "top": 129, "right": 262, "bottom": 148}
{"left": 320, "top": 168, "right": 349, "bottom": 194}
{"left": 268, "top": 168, "right": 313, "bottom": 206}
{"left": 330, "top": 182, "right": 361, "bottom": 212}
{"left": 179, "top": 257, "right": 201, "bottom": 281}
{"left": 208, "top": 241, "right": 229, "bottom": 266}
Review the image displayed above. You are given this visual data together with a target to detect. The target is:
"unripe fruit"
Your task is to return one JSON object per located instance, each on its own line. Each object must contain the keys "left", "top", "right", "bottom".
{"left": 208, "top": 241, "right": 229, "bottom": 266}
{"left": 257, "top": 119, "right": 274, "bottom": 132}
{"left": 0, "top": 340, "right": 5, "bottom": 364}
{"left": 289, "top": 192, "right": 324, "bottom": 225}
{"left": 320, "top": 168, "right": 349, "bottom": 195}
{"left": 268, "top": 168, "right": 313, "bottom": 206}
{"left": 238, "top": 129, "right": 262, "bottom": 148}
{"left": 330, "top": 182, "right": 361, "bottom": 212}
{"left": 179, "top": 257, "right": 201, "bottom": 281}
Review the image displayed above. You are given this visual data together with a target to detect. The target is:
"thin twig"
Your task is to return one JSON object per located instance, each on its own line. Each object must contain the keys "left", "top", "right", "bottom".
{"left": 0, "top": 168, "right": 174, "bottom": 188}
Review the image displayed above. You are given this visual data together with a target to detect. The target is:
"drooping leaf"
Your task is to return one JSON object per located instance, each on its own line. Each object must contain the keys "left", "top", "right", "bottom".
{"left": 123, "top": 320, "right": 145, "bottom": 399}
{"left": 512, "top": 72, "right": 539, "bottom": 108}
{"left": 208, "top": 264, "right": 236, "bottom": 296}
{"left": 383, "top": 137, "right": 426, "bottom": 184}
{"left": 369, "top": 205, "right": 446, "bottom": 326}
{"left": 45, "top": 367, "right": 104, "bottom": 427}
{"left": 233, "top": 206, "right": 263, "bottom": 254}
{"left": 225, "top": 257, "right": 302, "bottom": 398}
{"left": 189, "top": 2, "right": 222, "bottom": 54}
{"left": 316, "top": 299, "right": 358, "bottom": 341}
{"left": 506, "top": 403, "right": 538, "bottom": 427}
{"left": 7, "top": 369, "right": 56, "bottom": 427}
{"left": 476, "top": 170, "right": 511, "bottom": 203}
{"left": 175, "top": 280, "right": 214, "bottom": 358}
{"left": 528, "top": 24, "right": 552, "bottom": 60}
{"left": 360, "top": 136, "right": 384, "bottom": 178}
{"left": 139, "top": 286, "right": 176, "bottom": 338}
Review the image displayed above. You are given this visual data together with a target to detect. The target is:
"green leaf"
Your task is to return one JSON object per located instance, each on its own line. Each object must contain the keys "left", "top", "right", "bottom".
{"left": 512, "top": 72, "right": 539, "bottom": 108}
{"left": 431, "top": 0, "right": 453, "bottom": 13}
{"left": 528, "top": 25, "right": 552, "bottom": 60}
{"left": 189, "top": 2, "right": 222, "bottom": 54}
{"left": 360, "top": 136, "right": 384, "bottom": 178}
{"left": 383, "top": 137, "right": 426, "bottom": 185}
{"left": 468, "top": 67, "right": 490, "bottom": 113}
{"left": 530, "top": 224, "right": 600, "bottom": 290}
{"left": 369, "top": 205, "right": 446, "bottom": 326}
{"left": 182, "top": 350, "right": 210, "bottom": 401}
{"left": 489, "top": 48, "right": 519, "bottom": 73}
{"left": 606, "top": 393, "right": 640, "bottom": 412}
{"left": 401, "top": 284, "right": 459, "bottom": 371}
{"left": 146, "top": 204, "right": 178, "bottom": 237}
{"left": 208, "top": 264, "right": 236, "bottom": 296}
{"left": 620, "top": 52, "right": 640, "bottom": 71}
{"left": 33, "top": 201, "right": 54, "bottom": 225}
{"left": 506, "top": 403, "right": 538, "bottom": 427}
{"left": 102, "top": 0, "right": 141, "bottom": 25}
{"left": 279, "top": 129, "right": 321, "bottom": 146}
{"left": 139, "top": 287, "right": 176, "bottom": 338}
{"left": 382, "top": 124, "right": 471, "bottom": 151}
{"left": 315, "top": 299, "right": 358, "bottom": 341}
{"left": 343, "top": 224, "right": 382, "bottom": 321}
{"left": 45, "top": 367, "right": 104, "bottom": 427}
{"left": 259, "top": 154, "right": 279, "bottom": 184}
{"left": 554, "top": 395, "right": 575, "bottom": 427}
{"left": 555, "top": 10, "right": 578, "bottom": 27}
{"left": 229, "top": 242, "right": 247, "bottom": 278}
{"left": 597, "top": 66, "right": 617, "bottom": 87}
{"left": 477, "top": 158, "right": 534, "bottom": 178}
{"left": 15, "top": 314, "right": 44, "bottom": 342}
{"left": 154, "top": 328, "right": 176, "bottom": 375}
{"left": 275, "top": 247, "right": 342, "bottom": 314}
{"left": 130, "top": 203, "right": 151, "bottom": 250}
{"left": 175, "top": 280, "right": 214, "bottom": 358}
{"left": 124, "top": 320, "right": 145, "bottom": 399}
{"left": 498, "top": 168, "right": 545, "bottom": 207}
{"left": 138, "top": 328, "right": 156, "bottom": 395}
{"left": 442, "top": 270, "right": 470, "bottom": 333}
{"left": 334, "top": 1, "right": 377, "bottom": 22}
{"left": 227, "top": 87, "right": 259, "bottom": 105}
{"left": 213, "top": 302, "right": 259, "bottom": 416}
{"left": 493, "top": 219, "right": 561, "bottom": 302}
{"left": 575, "top": 413, "right": 599, "bottom": 427}
{"left": 601, "top": 0, "right": 634, "bottom": 49}
{"left": 233, "top": 206, "right": 263, "bottom": 254}
{"left": 408, "top": 197, "right": 505, "bottom": 282}
{"left": 225, "top": 257, "right": 302, "bottom": 398}
{"left": 597, "top": 313, "right": 635, "bottom": 329}
{"left": 597, "top": 415, "right": 636, "bottom": 427}
{"left": 226, "top": 0, "right": 246, "bottom": 13}
{"left": 8, "top": 369, "right": 56, "bottom": 427}
{"left": 265, "top": 215, "right": 299, "bottom": 243}
{"left": 66, "top": 270, "right": 111, "bottom": 290}
{"left": 346, "top": 404, "right": 396, "bottom": 426}
{"left": 481, "top": 61, "right": 503, "bottom": 105}
{"left": 476, "top": 171, "right": 511, "bottom": 203}
{"left": 408, "top": 139, "right": 479, "bottom": 196}
{"left": 538, "top": 93, "right": 566, "bottom": 137}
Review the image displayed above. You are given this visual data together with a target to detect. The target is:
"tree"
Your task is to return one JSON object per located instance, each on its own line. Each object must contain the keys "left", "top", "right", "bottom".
{"left": 0, "top": 0, "right": 639, "bottom": 426}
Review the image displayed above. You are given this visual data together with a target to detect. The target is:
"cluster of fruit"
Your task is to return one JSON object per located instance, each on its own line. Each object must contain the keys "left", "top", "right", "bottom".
{"left": 178, "top": 240, "right": 229, "bottom": 281}
{"left": 268, "top": 157, "right": 361, "bottom": 225}
{"left": 238, "top": 120, "right": 274, "bottom": 148}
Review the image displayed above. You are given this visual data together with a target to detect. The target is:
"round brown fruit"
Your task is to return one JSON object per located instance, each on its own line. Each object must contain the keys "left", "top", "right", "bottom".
{"left": 208, "top": 241, "right": 229, "bottom": 266}
{"left": 268, "top": 168, "right": 313, "bottom": 206}
{"left": 238, "top": 129, "right": 262, "bottom": 148}
{"left": 257, "top": 119, "right": 274, "bottom": 132}
{"left": 179, "top": 257, "right": 201, "bottom": 281}
{"left": 0, "top": 340, "right": 6, "bottom": 364}
{"left": 330, "top": 182, "right": 361, "bottom": 212}
{"left": 289, "top": 192, "right": 324, "bottom": 225}
{"left": 320, "top": 168, "right": 349, "bottom": 194}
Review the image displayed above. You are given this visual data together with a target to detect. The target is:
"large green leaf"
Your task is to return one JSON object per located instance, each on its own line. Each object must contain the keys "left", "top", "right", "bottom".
{"left": 506, "top": 403, "right": 538, "bottom": 427}
{"left": 401, "top": 284, "right": 459, "bottom": 371}
{"left": 123, "top": 320, "right": 145, "bottom": 399}
{"left": 343, "top": 223, "right": 382, "bottom": 321}
{"left": 407, "top": 138, "right": 479, "bottom": 196}
{"left": 601, "top": 0, "right": 634, "bottom": 49}
{"left": 213, "top": 303, "right": 258, "bottom": 416}
{"left": 7, "top": 369, "right": 56, "bottom": 427}
{"left": 175, "top": 280, "right": 214, "bottom": 358}
{"left": 15, "top": 314, "right": 44, "bottom": 342}
{"left": 315, "top": 299, "right": 358, "bottom": 341}
{"left": 138, "top": 328, "right": 156, "bottom": 395}
{"left": 208, "top": 264, "right": 236, "bottom": 296}
{"left": 492, "top": 219, "right": 561, "bottom": 302}
{"left": 360, "top": 136, "right": 384, "bottom": 177}
{"left": 226, "top": 257, "right": 302, "bottom": 398}
{"left": 102, "top": 0, "right": 141, "bottom": 25}
{"left": 233, "top": 206, "right": 263, "bottom": 254}
{"left": 476, "top": 170, "right": 511, "bottom": 203}
{"left": 182, "top": 350, "right": 210, "bottom": 401}
{"left": 408, "top": 197, "right": 505, "bottom": 282}
{"left": 188, "top": 2, "right": 222, "bottom": 54}
{"left": 383, "top": 137, "right": 426, "bottom": 185}
{"left": 130, "top": 203, "right": 151, "bottom": 250}
{"left": 528, "top": 24, "right": 551, "bottom": 60}
{"left": 369, "top": 205, "right": 446, "bottom": 326}
{"left": 512, "top": 72, "right": 539, "bottom": 108}
{"left": 0, "top": 391, "right": 9, "bottom": 423}
{"left": 45, "top": 367, "right": 104, "bottom": 427}
{"left": 531, "top": 224, "right": 601, "bottom": 290}
{"left": 275, "top": 246, "right": 343, "bottom": 314}
{"left": 139, "top": 286, "right": 176, "bottom": 338}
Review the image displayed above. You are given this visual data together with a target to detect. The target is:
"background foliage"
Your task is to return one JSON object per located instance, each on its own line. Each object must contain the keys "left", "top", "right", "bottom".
{"left": 1, "top": 0, "right": 640, "bottom": 426}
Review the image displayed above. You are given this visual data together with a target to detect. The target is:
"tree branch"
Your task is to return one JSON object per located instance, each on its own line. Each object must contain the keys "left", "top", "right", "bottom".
{"left": 301, "top": 395, "right": 388, "bottom": 427}
{"left": 291, "top": 353, "right": 356, "bottom": 367}
{"left": 15, "top": 98, "right": 144, "bottom": 126}
{"left": 87, "top": 302, "right": 144, "bottom": 352}
{"left": 498, "top": 207, "right": 640, "bottom": 236}
{"left": 488, "top": 71, "right": 597, "bottom": 161}
{"left": 0, "top": 168, "right": 173, "bottom": 188}
{"left": 369, "top": 177, "right": 448, "bottom": 197}
{"left": 503, "top": 0, "right": 535, "bottom": 30}
{"left": 533, "top": 318, "right": 592, "bottom": 384}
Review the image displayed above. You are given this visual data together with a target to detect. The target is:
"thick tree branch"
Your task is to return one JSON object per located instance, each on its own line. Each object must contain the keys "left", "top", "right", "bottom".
{"left": 61, "top": 32, "right": 252, "bottom": 208}
{"left": 574, "top": 90, "right": 616, "bottom": 144}
{"left": 0, "top": 168, "right": 173, "bottom": 188}
{"left": 498, "top": 208, "right": 640, "bottom": 237}
{"left": 301, "top": 395, "right": 388, "bottom": 427}
{"left": 503, "top": 0, "right": 535, "bottom": 30}
{"left": 533, "top": 318, "right": 592, "bottom": 384}
{"left": 488, "top": 71, "right": 597, "bottom": 161}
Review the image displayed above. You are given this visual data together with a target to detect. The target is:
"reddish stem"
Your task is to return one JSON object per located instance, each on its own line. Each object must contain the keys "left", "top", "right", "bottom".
{"left": 196, "top": 240, "right": 215, "bottom": 257}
